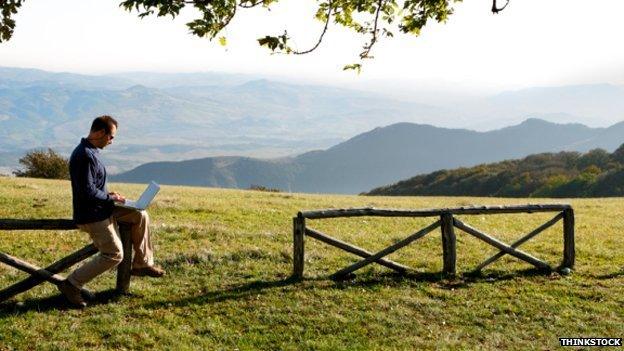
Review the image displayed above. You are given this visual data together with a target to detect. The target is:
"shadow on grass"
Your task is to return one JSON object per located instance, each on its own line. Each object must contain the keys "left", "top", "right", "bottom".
{"left": 2, "top": 269, "right": 557, "bottom": 314}
{"left": 596, "top": 270, "right": 624, "bottom": 280}
{"left": 147, "top": 273, "right": 438, "bottom": 309}
{"left": 0, "top": 288, "right": 138, "bottom": 317}
{"left": 144, "top": 275, "right": 301, "bottom": 309}
{"left": 144, "top": 268, "right": 553, "bottom": 309}
{"left": 144, "top": 272, "right": 448, "bottom": 310}
{"left": 463, "top": 267, "right": 556, "bottom": 281}
{"left": 333, "top": 267, "right": 552, "bottom": 290}
{"left": 331, "top": 271, "right": 448, "bottom": 286}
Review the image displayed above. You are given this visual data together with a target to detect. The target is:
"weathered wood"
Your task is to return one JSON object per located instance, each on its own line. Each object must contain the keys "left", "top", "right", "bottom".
{"left": 0, "top": 251, "right": 65, "bottom": 284}
{"left": 0, "top": 217, "right": 137, "bottom": 299}
{"left": 453, "top": 218, "right": 551, "bottom": 271}
{"left": 562, "top": 208, "right": 575, "bottom": 269}
{"left": 116, "top": 224, "right": 133, "bottom": 294}
{"left": 473, "top": 212, "right": 564, "bottom": 272}
{"left": 305, "top": 227, "right": 409, "bottom": 273}
{"left": 0, "top": 244, "right": 97, "bottom": 302}
{"left": 300, "top": 204, "right": 571, "bottom": 219}
{"left": 330, "top": 220, "right": 441, "bottom": 279}
{"left": 0, "top": 219, "right": 76, "bottom": 230}
{"left": 0, "top": 251, "right": 93, "bottom": 297}
{"left": 440, "top": 213, "right": 456, "bottom": 276}
{"left": 292, "top": 215, "right": 306, "bottom": 279}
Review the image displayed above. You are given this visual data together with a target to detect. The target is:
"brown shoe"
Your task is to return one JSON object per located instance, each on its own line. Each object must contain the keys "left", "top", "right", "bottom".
{"left": 58, "top": 280, "right": 87, "bottom": 308}
{"left": 131, "top": 265, "right": 166, "bottom": 278}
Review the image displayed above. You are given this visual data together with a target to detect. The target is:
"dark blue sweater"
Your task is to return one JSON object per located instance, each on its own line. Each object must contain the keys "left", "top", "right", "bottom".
{"left": 69, "top": 138, "right": 114, "bottom": 224}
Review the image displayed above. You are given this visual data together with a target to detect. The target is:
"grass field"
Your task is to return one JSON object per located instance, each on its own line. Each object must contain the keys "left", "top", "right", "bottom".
{"left": 0, "top": 176, "right": 623, "bottom": 350}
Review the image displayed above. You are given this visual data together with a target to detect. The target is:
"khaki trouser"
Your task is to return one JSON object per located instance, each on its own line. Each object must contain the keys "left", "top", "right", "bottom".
{"left": 67, "top": 207, "right": 154, "bottom": 288}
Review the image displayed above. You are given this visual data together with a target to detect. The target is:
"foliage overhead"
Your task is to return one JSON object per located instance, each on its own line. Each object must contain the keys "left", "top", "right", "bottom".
{"left": 366, "top": 144, "right": 624, "bottom": 198}
{"left": 0, "top": 0, "right": 23, "bottom": 42}
{"left": 0, "top": 0, "right": 510, "bottom": 70}
{"left": 14, "top": 148, "right": 70, "bottom": 180}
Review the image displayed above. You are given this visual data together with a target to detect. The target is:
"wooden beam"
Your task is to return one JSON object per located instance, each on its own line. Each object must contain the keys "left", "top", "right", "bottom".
{"left": 116, "top": 224, "right": 133, "bottom": 294}
{"left": 562, "top": 209, "right": 575, "bottom": 269}
{"left": 0, "top": 244, "right": 97, "bottom": 302}
{"left": 0, "top": 251, "right": 65, "bottom": 283}
{"left": 330, "top": 220, "right": 441, "bottom": 280}
{"left": 299, "top": 204, "right": 571, "bottom": 219}
{"left": 305, "top": 227, "right": 410, "bottom": 273}
{"left": 453, "top": 218, "right": 551, "bottom": 271}
{"left": 473, "top": 212, "right": 563, "bottom": 272}
{"left": 0, "top": 219, "right": 76, "bottom": 230}
{"left": 0, "top": 251, "right": 93, "bottom": 298}
{"left": 292, "top": 215, "right": 305, "bottom": 279}
{"left": 440, "top": 213, "right": 456, "bottom": 276}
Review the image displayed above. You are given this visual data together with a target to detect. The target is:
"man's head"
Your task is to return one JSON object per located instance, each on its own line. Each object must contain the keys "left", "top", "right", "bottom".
{"left": 87, "top": 115, "right": 118, "bottom": 149}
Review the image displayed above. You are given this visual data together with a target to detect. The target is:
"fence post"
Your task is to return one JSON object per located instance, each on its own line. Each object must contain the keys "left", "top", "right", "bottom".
{"left": 116, "top": 224, "right": 133, "bottom": 294}
{"left": 440, "top": 213, "right": 456, "bottom": 276}
{"left": 293, "top": 214, "right": 306, "bottom": 280}
{"left": 562, "top": 208, "right": 575, "bottom": 269}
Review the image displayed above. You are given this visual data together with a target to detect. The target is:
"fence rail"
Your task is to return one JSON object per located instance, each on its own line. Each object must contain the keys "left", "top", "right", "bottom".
{"left": 299, "top": 204, "right": 572, "bottom": 219}
{"left": 0, "top": 219, "right": 133, "bottom": 302}
{"left": 293, "top": 205, "right": 575, "bottom": 280}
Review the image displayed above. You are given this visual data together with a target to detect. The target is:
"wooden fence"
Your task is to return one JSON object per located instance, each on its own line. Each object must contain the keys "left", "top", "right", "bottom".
{"left": 0, "top": 219, "right": 133, "bottom": 303}
{"left": 292, "top": 204, "right": 575, "bottom": 280}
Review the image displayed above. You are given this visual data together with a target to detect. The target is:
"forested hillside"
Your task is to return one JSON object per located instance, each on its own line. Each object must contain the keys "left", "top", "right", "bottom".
{"left": 367, "top": 144, "right": 624, "bottom": 197}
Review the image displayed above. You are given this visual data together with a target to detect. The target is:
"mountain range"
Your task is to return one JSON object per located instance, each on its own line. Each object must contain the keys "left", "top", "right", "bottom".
{"left": 2, "top": 66, "right": 624, "bottom": 190}
{"left": 112, "top": 119, "right": 624, "bottom": 194}
{"left": 0, "top": 66, "right": 443, "bottom": 173}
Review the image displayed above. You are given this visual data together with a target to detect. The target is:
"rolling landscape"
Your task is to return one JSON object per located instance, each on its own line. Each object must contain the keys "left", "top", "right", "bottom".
{"left": 0, "top": 66, "right": 444, "bottom": 173}
{"left": 2, "top": 66, "right": 624, "bottom": 185}
{"left": 113, "top": 118, "right": 624, "bottom": 194}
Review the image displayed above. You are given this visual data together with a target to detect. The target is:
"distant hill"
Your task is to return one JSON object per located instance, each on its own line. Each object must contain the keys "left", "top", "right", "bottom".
{"left": 0, "top": 66, "right": 441, "bottom": 172}
{"left": 456, "top": 84, "right": 624, "bottom": 130}
{"left": 0, "top": 66, "right": 131, "bottom": 90}
{"left": 486, "top": 84, "right": 624, "bottom": 126}
{"left": 366, "top": 145, "right": 624, "bottom": 197}
{"left": 114, "top": 156, "right": 299, "bottom": 190}
{"left": 112, "top": 119, "right": 624, "bottom": 194}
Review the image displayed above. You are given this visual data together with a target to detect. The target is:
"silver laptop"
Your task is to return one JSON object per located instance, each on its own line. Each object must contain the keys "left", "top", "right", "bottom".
{"left": 115, "top": 181, "right": 160, "bottom": 210}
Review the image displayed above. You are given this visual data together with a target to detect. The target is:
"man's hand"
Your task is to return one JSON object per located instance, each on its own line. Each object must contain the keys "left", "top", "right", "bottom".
{"left": 109, "top": 192, "right": 126, "bottom": 203}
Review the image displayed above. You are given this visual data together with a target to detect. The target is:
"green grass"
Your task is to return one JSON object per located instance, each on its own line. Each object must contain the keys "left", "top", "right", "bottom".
{"left": 0, "top": 177, "right": 623, "bottom": 350}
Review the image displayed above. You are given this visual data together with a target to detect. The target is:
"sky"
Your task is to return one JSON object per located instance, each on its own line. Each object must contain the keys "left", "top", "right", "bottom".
{"left": 0, "top": 0, "right": 623, "bottom": 94}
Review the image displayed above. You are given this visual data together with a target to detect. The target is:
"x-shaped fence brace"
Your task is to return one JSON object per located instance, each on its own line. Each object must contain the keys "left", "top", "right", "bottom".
{"left": 0, "top": 219, "right": 134, "bottom": 303}
{"left": 292, "top": 205, "right": 575, "bottom": 280}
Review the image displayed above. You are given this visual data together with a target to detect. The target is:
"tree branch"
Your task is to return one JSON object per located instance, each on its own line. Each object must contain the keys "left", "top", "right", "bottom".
{"left": 291, "top": 0, "right": 333, "bottom": 55}
{"left": 359, "top": 0, "right": 385, "bottom": 59}
{"left": 491, "top": 0, "right": 509, "bottom": 14}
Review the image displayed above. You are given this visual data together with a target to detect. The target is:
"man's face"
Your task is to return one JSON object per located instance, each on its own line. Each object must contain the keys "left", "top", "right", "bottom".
{"left": 92, "top": 125, "right": 116, "bottom": 149}
{"left": 104, "top": 125, "right": 117, "bottom": 148}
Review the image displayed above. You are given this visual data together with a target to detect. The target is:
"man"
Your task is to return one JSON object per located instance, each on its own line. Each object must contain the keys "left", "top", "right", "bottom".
{"left": 58, "top": 115, "right": 165, "bottom": 308}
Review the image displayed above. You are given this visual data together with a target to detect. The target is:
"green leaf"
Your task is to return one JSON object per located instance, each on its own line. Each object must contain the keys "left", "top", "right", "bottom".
{"left": 342, "top": 63, "right": 362, "bottom": 74}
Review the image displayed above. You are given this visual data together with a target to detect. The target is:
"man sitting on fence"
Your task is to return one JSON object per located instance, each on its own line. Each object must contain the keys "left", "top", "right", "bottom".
{"left": 58, "top": 115, "right": 165, "bottom": 308}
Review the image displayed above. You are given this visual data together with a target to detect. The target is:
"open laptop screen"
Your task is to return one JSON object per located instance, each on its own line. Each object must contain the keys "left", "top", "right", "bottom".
{"left": 135, "top": 181, "right": 160, "bottom": 209}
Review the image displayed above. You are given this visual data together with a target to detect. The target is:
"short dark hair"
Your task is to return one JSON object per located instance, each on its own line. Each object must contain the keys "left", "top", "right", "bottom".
{"left": 90, "top": 115, "right": 118, "bottom": 134}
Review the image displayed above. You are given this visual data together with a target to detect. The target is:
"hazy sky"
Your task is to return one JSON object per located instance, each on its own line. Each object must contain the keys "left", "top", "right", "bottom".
{"left": 0, "top": 0, "right": 623, "bottom": 93}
